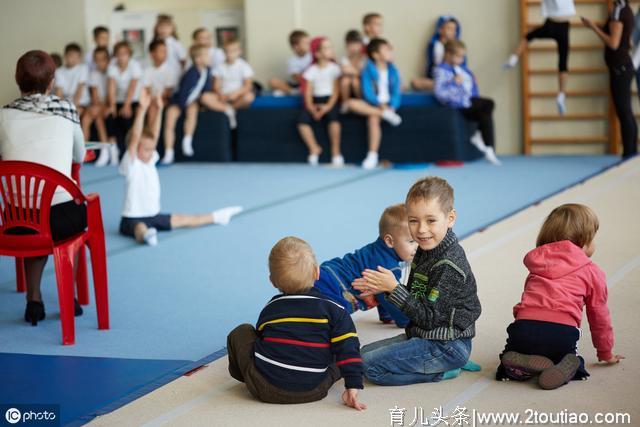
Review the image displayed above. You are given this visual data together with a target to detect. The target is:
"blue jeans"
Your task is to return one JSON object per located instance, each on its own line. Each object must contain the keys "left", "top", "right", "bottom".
{"left": 362, "top": 334, "right": 471, "bottom": 386}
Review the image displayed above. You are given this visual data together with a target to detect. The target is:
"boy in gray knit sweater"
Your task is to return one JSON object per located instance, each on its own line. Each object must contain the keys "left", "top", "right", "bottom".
{"left": 353, "top": 176, "right": 481, "bottom": 385}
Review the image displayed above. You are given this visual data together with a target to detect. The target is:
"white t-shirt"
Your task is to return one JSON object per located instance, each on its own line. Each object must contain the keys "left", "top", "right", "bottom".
{"left": 377, "top": 68, "right": 390, "bottom": 104}
{"left": 542, "top": 0, "right": 576, "bottom": 18}
{"left": 302, "top": 62, "right": 341, "bottom": 97}
{"left": 164, "top": 36, "right": 187, "bottom": 74}
{"left": 119, "top": 151, "right": 161, "bottom": 218}
{"left": 142, "top": 61, "right": 180, "bottom": 96}
{"left": 286, "top": 52, "right": 312, "bottom": 76}
{"left": 212, "top": 58, "right": 254, "bottom": 95}
{"left": 432, "top": 40, "right": 445, "bottom": 67}
{"left": 107, "top": 60, "right": 143, "bottom": 103}
{"left": 89, "top": 70, "right": 108, "bottom": 102}
{"left": 55, "top": 64, "right": 90, "bottom": 107}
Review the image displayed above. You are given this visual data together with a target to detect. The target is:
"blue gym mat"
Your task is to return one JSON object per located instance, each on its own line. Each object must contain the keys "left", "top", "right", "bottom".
{"left": 0, "top": 156, "right": 619, "bottom": 425}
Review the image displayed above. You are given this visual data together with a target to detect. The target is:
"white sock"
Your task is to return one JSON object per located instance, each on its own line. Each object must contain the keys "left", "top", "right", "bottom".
{"left": 362, "top": 151, "right": 379, "bottom": 170}
{"left": 484, "top": 146, "right": 502, "bottom": 166}
{"left": 556, "top": 92, "right": 566, "bottom": 115}
{"left": 161, "top": 148, "right": 175, "bottom": 165}
{"left": 182, "top": 135, "right": 194, "bottom": 157}
{"left": 470, "top": 130, "right": 488, "bottom": 153}
{"left": 331, "top": 155, "right": 345, "bottom": 167}
{"left": 108, "top": 144, "right": 119, "bottom": 166}
{"left": 307, "top": 153, "right": 319, "bottom": 166}
{"left": 143, "top": 227, "right": 158, "bottom": 246}
{"left": 225, "top": 106, "right": 237, "bottom": 129}
{"left": 94, "top": 147, "right": 110, "bottom": 167}
{"left": 381, "top": 109, "right": 402, "bottom": 126}
{"left": 212, "top": 206, "right": 243, "bottom": 226}
{"left": 504, "top": 54, "right": 519, "bottom": 69}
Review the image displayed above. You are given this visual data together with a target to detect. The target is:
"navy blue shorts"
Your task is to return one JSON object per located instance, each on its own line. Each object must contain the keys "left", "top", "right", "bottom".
{"left": 298, "top": 96, "right": 340, "bottom": 125}
{"left": 119, "top": 214, "right": 172, "bottom": 237}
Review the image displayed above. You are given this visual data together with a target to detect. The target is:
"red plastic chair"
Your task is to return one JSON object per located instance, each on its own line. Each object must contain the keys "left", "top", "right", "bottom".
{"left": 0, "top": 160, "right": 109, "bottom": 345}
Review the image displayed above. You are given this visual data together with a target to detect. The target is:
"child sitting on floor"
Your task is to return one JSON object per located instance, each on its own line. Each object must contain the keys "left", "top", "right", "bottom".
{"left": 297, "top": 37, "right": 343, "bottom": 166}
{"left": 339, "top": 30, "right": 366, "bottom": 107}
{"left": 314, "top": 204, "right": 416, "bottom": 327}
{"left": 434, "top": 40, "right": 500, "bottom": 165}
{"left": 496, "top": 203, "right": 623, "bottom": 390}
{"left": 227, "top": 236, "right": 366, "bottom": 410}
{"left": 353, "top": 177, "right": 482, "bottom": 385}
{"left": 162, "top": 44, "right": 213, "bottom": 164}
{"left": 269, "top": 30, "right": 312, "bottom": 95}
{"left": 119, "top": 90, "right": 242, "bottom": 246}
{"left": 344, "top": 38, "right": 402, "bottom": 169}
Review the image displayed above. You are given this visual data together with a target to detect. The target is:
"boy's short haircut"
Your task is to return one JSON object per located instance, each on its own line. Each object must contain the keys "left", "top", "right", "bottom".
{"left": 362, "top": 12, "right": 382, "bottom": 26}
{"left": 289, "top": 30, "right": 309, "bottom": 47}
{"left": 444, "top": 39, "right": 466, "bottom": 55}
{"left": 192, "top": 27, "right": 208, "bottom": 40}
{"left": 64, "top": 43, "right": 82, "bottom": 55}
{"left": 536, "top": 203, "right": 599, "bottom": 249}
{"left": 366, "top": 38, "right": 388, "bottom": 60}
{"left": 113, "top": 41, "right": 132, "bottom": 56}
{"left": 223, "top": 36, "right": 241, "bottom": 49}
{"left": 149, "top": 38, "right": 166, "bottom": 52}
{"left": 189, "top": 43, "right": 208, "bottom": 60}
{"left": 93, "top": 47, "right": 109, "bottom": 59}
{"left": 269, "top": 236, "right": 318, "bottom": 294}
{"left": 345, "top": 29, "right": 362, "bottom": 44}
{"left": 406, "top": 177, "right": 454, "bottom": 214}
{"left": 379, "top": 204, "right": 408, "bottom": 237}
{"left": 50, "top": 53, "right": 62, "bottom": 68}
{"left": 93, "top": 26, "right": 109, "bottom": 38}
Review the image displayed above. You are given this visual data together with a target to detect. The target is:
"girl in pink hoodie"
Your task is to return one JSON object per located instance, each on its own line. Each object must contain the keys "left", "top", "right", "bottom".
{"left": 496, "top": 204, "right": 624, "bottom": 390}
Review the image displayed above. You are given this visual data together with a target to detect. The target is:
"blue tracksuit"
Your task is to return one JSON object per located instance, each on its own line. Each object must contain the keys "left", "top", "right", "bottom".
{"left": 170, "top": 65, "right": 213, "bottom": 109}
{"left": 360, "top": 60, "right": 402, "bottom": 110}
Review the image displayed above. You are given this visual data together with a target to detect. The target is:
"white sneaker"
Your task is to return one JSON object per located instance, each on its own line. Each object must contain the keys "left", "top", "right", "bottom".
{"left": 182, "top": 135, "right": 194, "bottom": 157}
{"left": 362, "top": 151, "right": 379, "bottom": 169}
{"left": 94, "top": 147, "right": 110, "bottom": 167}
{"left": 143, "top": 227, "right": 158, "bottom": 246}
{"left": 556, "top": 92, "right": 566, "bottom": 115}
{"left": 212, "top": 206, "right": 243, "bottom": 226}
{"left": 503, "top": 54, "right": 519, "bottom": 69}
{"left": 381, "top": 109, "right": 402, "bottom": 126}
{"left": 161, "top": 148, "right": 175, "bottom": 165}
{"left": 331, "top": 155, "right": 345, "bottom": 167}
{"left": 485, "top": 147, "right": 502, "bottom": 166}
{"left": 108, "top": 144, "right": 119, "bottom": 166}
{"left": 470, "top": 130, "right": 488, "bottom": 153}
{"left": 225, "top": 106, "right": 237, "bottom": 130}
{"left": 307, "top": 154, "right": 319, "bottom": 166}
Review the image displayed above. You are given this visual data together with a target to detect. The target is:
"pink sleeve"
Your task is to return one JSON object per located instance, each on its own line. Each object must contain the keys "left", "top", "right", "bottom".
{"left": 585, "top": 265, "right": 614, "bottom": 361}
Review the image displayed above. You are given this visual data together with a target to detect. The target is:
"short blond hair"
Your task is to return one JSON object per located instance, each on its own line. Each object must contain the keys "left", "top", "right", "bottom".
{"left": 379, "top": 204, "right": 408, "bottom": 236}
{"left": 536, "top": 203, "right": 599, "bottom": 248}
{"left": 189, "top": 43, "right": 208, "bottom": 61}
{"left": 406, "top": 176, "right": 454, "bottom": 213}
{"left": 269, "top": 236, "right": 318, "bottom": 294}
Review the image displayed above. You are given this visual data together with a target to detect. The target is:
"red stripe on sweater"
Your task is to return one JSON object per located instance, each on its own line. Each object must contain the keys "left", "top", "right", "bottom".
{"left": 263, "top": 337, "right": 330, "bottom": 348}
{"left": 336, "top": 357, "right": 363, "bottom": 366}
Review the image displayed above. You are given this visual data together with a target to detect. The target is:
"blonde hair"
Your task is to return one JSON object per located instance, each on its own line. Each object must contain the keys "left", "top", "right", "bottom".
{"left": 154, "top": 14, "right": 178, "bottom": 39}
{"left": 378, "top": 204, "right": 408, "bottom": 236}
{"left": 269, "top": 237, "right": 318, "bottom": 294}
{"left": 189, "top": 43, "right": 208, "bottom": 61}
{"left": 406, "top": 176, "right": 454, "bottom": 213}
{"left": 223, "top": 36, "right": 241, "bottom": 49}
{"left": 444, "top": 39, "right": 466, "bottom": 55}
{"left": 536, "top": 203, "right": 599, "bottom": 248}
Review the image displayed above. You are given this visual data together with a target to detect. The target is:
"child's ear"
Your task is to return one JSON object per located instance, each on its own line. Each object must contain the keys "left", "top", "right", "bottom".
{"left": 382, "top": 234, "right": 394, "bottom": 248}
{"left": 314, "top": 266, "right": 320, "bottom": 281}
{"left": 269, "top": 274, "right": 277, "bottom": 289}
{"left": 448, "top": 208, "right": 457, "bottom": 228}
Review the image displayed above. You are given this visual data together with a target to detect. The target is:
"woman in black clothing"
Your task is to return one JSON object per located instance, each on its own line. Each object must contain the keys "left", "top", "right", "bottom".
{"left": 582, "top": 0, "right": 637, "bottom": 159}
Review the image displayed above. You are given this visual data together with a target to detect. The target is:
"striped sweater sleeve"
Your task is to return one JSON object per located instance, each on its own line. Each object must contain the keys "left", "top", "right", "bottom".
{"left": 330, "top": 309, "right": 364, "bottom": 389}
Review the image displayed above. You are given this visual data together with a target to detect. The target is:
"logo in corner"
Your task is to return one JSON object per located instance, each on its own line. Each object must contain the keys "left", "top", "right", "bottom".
{"left": 5, "top": 408, "right": 21, "bottom": 424}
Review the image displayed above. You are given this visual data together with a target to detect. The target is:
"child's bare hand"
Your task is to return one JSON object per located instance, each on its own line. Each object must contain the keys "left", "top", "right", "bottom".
{"left": 342, "top": 389, "right": 366, "bottom": 411}
{"left": 580, "top": 16, "right": 594, "bottom": 29}
{"left": 361, "top": 266, "right": 398, "bottom": 293}
{"left": 601, "top": 354, "right": 625, "bottom": 364}
{"left": 352, "top": 278, "right": 378, "bottom": 297}
{"left": 454, "top": 75, "right": 463, "bottom": 85}
{"left": 121, "top": 103, "right": 133, "bottom": 118}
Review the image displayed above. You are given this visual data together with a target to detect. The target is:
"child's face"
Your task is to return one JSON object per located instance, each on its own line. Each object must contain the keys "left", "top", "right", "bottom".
{"left": 94, "top": 52, "right": 109, "bottom": 72}
{"left": 195, "top": 30, "right": 213, "bottom": 47}
{"left": 446, "top": 48, "right": 465, "bottom": 66}
{"left": 193, "top": 49, "right": 210, "bottom": 67}
{"left": 373, "top": 43, "right": 393, "bottom": 63}
{"left": 364, "top": 17, "right": 383, "bottom": 38}
{"left": 157, "top": 22, "right": 173, "bottom": 39}
{"left": 95, "top": 31, "right": 109, "bottom": 48}
{"left": 387, "top": 226, "right": 418, "bottom": 263}
{"left": 150, "top": 44, "right": 168, "bottom": 66}
{"left": 293, "top": 37, "right": 310, "bottom": 56}
{"left": 224, "top": 42, "right": 241, "bottom": 62}
{"left": 439, "top": 21, "right": 458, "bottom": 42}
{"left": 583, "top": 240, "right": 595, "bottom": 257}
{"left": 346, "top": 41, "right": 364, "bottom": 57}
{"left": 137, "top": 137, "right": 156, "bottom": 163}
{"left": 316, "top": 39, "right": 334, "bottom": 62}
{"left": 65, "top": 51, "right": 81, "bottom": 67}
{"left": 406, "top": 198, "right": 456, "bottom": 251}
{"left": 115, "top": 48, "right": 131, "bottom": 66}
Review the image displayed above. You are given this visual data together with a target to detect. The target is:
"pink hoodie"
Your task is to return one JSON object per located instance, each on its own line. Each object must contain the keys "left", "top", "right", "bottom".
{"left": 513, "top": 240, "right": 614, "bottom": 361}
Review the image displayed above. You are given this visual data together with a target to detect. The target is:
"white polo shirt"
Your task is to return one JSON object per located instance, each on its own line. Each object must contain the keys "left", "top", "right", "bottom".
{"left": 287, "top": 52, "right": 312, "bottom": 76}
{"left": 107, "top": 60, "right": 143, "bottom": 103}
{"left": 89, "top": 70, "right": 108, "bottom": 102}
{"left": 212, "top": 58, "right": 254, "bottom": 95}
{"left": 302, "top": 62, "right": 341, "bottom": 97}
{"left": 142, "top": 61, "right": 180, "bottom": 96}
{"left": 55, "top": 64, "right": 90, "bottom": 107}
{"left": 119, "top": 151, "right": 161, "bottom": 218}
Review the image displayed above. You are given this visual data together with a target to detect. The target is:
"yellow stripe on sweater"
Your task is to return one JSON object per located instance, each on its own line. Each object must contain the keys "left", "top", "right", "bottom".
{"left": 331, "top": 332, "right": 358, "bottom": 343}
{"left": 258, "top": 317, "right": 329, "bottom": 331}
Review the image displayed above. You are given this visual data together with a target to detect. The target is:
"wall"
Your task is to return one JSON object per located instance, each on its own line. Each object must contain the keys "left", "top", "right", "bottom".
{"left": 0, "top": 0, "right": 87, "bottom": 104}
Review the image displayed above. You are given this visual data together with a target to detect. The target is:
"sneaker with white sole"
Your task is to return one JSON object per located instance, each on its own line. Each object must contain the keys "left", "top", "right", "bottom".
{"left": 381, "top": 109, "right": 402, "bottom": 126}
{"left": 161, "top": 148, "right": 175, "bottom": 165}
{"left": 361, "top": 151, "right": 379, "bottom": 169}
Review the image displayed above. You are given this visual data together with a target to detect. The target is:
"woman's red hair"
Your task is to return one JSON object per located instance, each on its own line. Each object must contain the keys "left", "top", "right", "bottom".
{"left": 15, "top": 50, "right": 56, "bottom": 94}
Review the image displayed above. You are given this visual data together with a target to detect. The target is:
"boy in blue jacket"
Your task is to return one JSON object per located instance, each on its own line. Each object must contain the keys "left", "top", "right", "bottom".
{"left": 434, "top": 40, "right": 500, "bottom": 165}
{"left": 314, "top": 204, "right": 416, "bottom": 327}
{"left": 344, "top": 38, "right": 402, "bottom": 169}
{"left": 161, "top": 44, "right": 212, "bottom": 164}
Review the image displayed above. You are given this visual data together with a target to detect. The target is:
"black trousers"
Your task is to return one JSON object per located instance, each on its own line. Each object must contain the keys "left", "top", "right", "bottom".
{"left": 461, "top": 97, "right": 495, "bottom": 148}
{"left": 609, "top": 61, "right": 638, "bottom": 159}
{"left": 527, "top": 19, "right": 570, "bottom": 72}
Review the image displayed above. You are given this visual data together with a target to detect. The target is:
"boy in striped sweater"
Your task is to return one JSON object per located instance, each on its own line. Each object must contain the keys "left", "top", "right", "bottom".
{"left": 227, "top": 237, "right": 366, "bottom": 409}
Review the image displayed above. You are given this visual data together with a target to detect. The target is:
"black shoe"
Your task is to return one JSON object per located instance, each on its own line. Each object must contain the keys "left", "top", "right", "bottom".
{"left": 25, "top": 301, "right": 45, "bottom": 326}
{"left": 74, "top": 298, "right": 83, "bottom": 317}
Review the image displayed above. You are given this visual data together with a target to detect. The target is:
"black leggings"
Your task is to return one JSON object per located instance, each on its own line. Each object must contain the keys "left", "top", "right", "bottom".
{"left": 609, "top": 62, "right": 638, "bottom": 159}
{"left": 527, "top": 19, "right": 570, "bottom": 72}
{"left": 461, "top": 97, "right": 495, "bottom": 148}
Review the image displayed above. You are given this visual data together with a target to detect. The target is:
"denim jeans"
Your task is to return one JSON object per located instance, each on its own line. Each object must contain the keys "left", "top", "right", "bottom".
{"left": 361, "top": 334, "right": 472, "bottom": 386}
